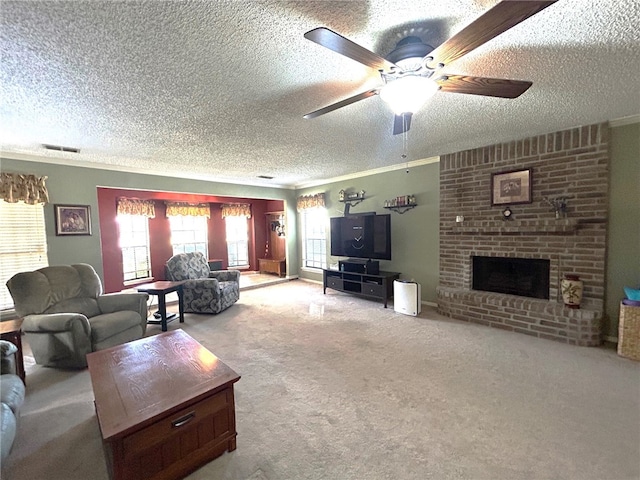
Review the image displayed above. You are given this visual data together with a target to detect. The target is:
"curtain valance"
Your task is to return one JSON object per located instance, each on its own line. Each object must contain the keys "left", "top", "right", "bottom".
{"left": 0, "top": 172, "right": 49, "bottom": 204}
{"left": 221, "top": 203, "right": 251, "bottom": 218}
{"left": 297, "top": 193, "right": 325, "bottom": 211}
{"left": 116, "top": 198, "right": 156, "bottom": 217}
{"left": 165, "top": 202, "right": 211, "bottom": 218}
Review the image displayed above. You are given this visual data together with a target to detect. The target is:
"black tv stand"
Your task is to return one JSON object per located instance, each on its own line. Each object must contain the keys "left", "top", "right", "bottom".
{"left": 323, "top": 268, "right": 400, "bottom": 308}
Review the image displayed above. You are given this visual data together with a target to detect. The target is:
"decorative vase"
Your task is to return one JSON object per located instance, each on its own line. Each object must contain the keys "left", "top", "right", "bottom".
{"left": 561, "top": 274, "right": 583, "bottom": 309}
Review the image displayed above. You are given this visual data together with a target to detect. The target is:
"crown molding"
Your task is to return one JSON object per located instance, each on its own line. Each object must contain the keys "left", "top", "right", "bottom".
{"left": 610, "top": 114, "right": 640, "bottom": 127}
{"left": 295, "top": 156, "right": 440, "bottom": 189}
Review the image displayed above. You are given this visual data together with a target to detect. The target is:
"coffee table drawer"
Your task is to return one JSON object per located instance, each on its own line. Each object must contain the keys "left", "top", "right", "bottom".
{"left": 123, "top": 389, "right": 229, "bottom": 459}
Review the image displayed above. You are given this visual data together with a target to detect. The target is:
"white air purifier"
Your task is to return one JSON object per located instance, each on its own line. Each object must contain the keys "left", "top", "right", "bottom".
{"left": 393, "top": 280, "right": 421, "bottom": 316}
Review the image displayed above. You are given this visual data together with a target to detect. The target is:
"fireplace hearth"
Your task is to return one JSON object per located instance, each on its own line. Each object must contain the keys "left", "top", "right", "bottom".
{"left": 472, "top": 256, "right": 550, "bottom": 299}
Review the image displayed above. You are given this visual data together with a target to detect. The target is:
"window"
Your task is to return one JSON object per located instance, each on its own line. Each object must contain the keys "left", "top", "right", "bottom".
{"left": 301, "top": 207, "right": 327, "bottom": 269}
{"left": 169, "top": 215, "right": 208, "bottom": 257}
{"left": 0, "top": 201, "right": 48, "bottom": 310}
{"left": 117, "top": 214, "right": 151, "bottom": 282}
{"left": 225, "top": 216, "right": 249, "bottom": 267}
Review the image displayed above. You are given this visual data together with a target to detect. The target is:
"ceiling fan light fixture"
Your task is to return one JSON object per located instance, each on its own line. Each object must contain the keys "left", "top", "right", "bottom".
{"left": 379, "top": 76, "right": 438, "bottom": 115}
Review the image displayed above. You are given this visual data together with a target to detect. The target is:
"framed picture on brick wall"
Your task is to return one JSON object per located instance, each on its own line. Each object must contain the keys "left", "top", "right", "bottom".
{"left": 491, "top": 168, "right": 532, "bottom": 205}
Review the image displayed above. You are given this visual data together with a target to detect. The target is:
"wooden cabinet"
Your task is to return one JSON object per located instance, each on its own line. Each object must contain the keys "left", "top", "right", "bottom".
{"left": 87, "top": 330, "right": 240, "bottom": 480}
{"left": 323, "top": 268, "right": 400, "bottom": 308}
{"left": 259, "top": 258, "right": 286, "bottom": 277}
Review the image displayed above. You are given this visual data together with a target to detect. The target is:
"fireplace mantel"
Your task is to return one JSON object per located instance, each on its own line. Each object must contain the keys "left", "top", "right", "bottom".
{"left": 446, "top": 218, "right": 581, "bottom": 234}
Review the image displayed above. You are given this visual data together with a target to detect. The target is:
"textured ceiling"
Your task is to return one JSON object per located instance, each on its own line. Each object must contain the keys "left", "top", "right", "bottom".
{"left": 1, "top": 0, "right": 639, "bottom": 188}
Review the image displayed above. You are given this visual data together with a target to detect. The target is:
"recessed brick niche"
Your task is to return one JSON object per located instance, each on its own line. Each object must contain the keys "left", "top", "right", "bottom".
{"left": 437, "top": 123, "right": 609, "bottom": 346}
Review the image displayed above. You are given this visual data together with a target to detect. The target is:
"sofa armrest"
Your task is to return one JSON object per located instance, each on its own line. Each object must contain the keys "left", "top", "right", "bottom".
{"left": 23, "top": 313, "right": 91, "bottom": 335}
{"left": 209, "top": 270, "right": 240, "bottom": 283}
{"left": 98, "top": 293, "right": 148, "bottom": 315}
{"left": 98, "top": 293, "right": 149, "bottom": 335}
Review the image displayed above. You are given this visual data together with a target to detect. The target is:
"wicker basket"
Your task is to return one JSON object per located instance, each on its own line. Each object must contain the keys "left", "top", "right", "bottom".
{"left": 618, "top": 302, "right": 640, "bottom": 361}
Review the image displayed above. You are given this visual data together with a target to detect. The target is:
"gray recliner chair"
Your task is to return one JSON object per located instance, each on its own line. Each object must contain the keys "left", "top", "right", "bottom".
{"left": 165, "top": 252, "right": 240, "bottom": 314}
{"left": 6, "top": 264, "right": 149, "bottom": 369}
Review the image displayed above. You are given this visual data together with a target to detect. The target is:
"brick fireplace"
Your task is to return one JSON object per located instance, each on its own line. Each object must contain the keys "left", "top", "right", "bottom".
{"left": 437, "top": 123, "right": 609, "bottom": 346}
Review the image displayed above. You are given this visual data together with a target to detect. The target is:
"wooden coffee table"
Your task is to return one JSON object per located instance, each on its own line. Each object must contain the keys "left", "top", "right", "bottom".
{"left": 87, "top": 329, "right": 241, "bottom": 480}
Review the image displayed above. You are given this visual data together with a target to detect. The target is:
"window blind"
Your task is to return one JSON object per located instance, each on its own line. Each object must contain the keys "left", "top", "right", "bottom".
{"left": 0, "top": 200, "right": 48, "bottom": 309}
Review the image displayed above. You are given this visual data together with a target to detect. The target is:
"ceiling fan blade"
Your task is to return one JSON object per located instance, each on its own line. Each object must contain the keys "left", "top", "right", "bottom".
{"left": 426, "top": 1, "right": 557, "bottom": 69}
{"left": 393, "top": 113, "right": 412, "bottom": 135}
{"left": 436, "top": 74, "right": 532, "bottom": 98}
{"left": 303, "top": 89, "right": 379, "bottom": 119}
{"left": 304, "top": 27, "right": 399, "bottom": 73}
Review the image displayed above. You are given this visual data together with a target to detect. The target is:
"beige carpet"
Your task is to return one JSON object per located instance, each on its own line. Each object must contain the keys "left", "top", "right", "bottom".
{"left": 3, "top": 280, "right": 640, "bottom": 480}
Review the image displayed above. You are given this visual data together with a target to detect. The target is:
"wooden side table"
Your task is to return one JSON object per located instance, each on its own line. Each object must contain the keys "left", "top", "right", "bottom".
{"left": 136, "top": 281, "right": 185, "bottom": 332}
{"left": 1, "top": 318, "right": 25, "bottom": 384}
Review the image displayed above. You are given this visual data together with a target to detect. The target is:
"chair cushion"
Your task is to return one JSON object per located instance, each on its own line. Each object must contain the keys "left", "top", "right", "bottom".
{"left": 0, "top": 374, "right": 25, "bottom": 414}
{"left": 45, "top": 297, "right": 101, "bottom": 319}
{"left": 89, "top": 311, "right": 142, "bottom": 344}
{"left": 183, "top": 283, "right": 220, "bottom": 314}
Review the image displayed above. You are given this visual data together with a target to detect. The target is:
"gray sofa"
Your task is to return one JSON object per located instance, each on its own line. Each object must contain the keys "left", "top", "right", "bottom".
{"left": 6, "top": 264, "right": 149, "bottom": 369}
{"left": 0, "top": 340, "right": 25, "bottom": 463}
{"left": 165, "top": 252, "right": 240, "bottom": 314}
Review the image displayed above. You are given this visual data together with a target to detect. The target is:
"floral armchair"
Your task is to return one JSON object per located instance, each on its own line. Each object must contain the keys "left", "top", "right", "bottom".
{"left": 165, "top": 252, "right": 240, "bottom": 314}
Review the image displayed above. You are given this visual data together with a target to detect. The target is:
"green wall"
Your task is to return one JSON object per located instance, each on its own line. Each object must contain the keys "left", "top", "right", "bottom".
{"left": 2, "top": 121, "right": 636, "bottom": 333}
{"left": 0, "top": 158, "right": 298, "bottom": 280}
{"left": 297, "top": 160, "right": 441, "bottom": 304}
{"left": 605, "top": 122, "right": 640, "bottom": 338}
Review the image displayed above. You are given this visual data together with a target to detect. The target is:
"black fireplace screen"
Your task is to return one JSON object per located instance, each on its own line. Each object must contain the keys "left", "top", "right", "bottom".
{"left": 472, "top": 256, "right": 550, "bottom": 299}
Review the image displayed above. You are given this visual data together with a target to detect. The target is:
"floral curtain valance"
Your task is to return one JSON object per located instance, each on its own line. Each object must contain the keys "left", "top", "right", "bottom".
{"left": 0, "top": 172, "right": 49, "bottom": 204}
{"left": 165, "top": 202, "right": 211, "bottom": 218}
{"left": 297, "top": 193, "right": 325, "bottom": 211}
{"left": 221, "top": 203, "right": 251, "bottom": 218}
{"left": 117, "top": 198, "right": 156, "bottom": 217}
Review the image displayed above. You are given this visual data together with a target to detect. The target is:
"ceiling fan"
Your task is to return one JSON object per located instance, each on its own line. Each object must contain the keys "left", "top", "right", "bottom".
{"left": 303, "top": 0, "right": 558, "bottom": 135}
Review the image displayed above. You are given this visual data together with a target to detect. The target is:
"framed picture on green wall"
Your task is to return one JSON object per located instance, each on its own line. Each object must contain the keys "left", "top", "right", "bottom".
{"left": 54, "top": 204, "right": 92, "bottom": 236}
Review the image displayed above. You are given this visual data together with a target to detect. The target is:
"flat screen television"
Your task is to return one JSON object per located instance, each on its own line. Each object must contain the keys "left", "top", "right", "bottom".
{"left": 330, "top": 214, "right": 391, "bottom": 260}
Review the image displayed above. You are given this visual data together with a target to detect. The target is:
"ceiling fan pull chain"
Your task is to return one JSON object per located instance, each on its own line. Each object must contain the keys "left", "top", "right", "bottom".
{"left": 402, "top": 117, "right": 409, "bottom": 173}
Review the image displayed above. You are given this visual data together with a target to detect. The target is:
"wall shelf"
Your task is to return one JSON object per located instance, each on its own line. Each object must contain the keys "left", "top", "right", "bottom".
{"left": 338, "top": 197, "right": 365, "bottom": 207}
{"left": 338, "top": 191, "right": 366, "bottom": 215}
{"left": 383, "top": 194, "right": 416, "bottom": 214}
{"left": 383, "top": 205, "right": 417, "bottom": 214}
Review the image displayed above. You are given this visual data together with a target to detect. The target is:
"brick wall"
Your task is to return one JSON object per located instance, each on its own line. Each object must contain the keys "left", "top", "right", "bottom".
{"left": 437, "top": 123, "right": 609, "bottom": 346}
